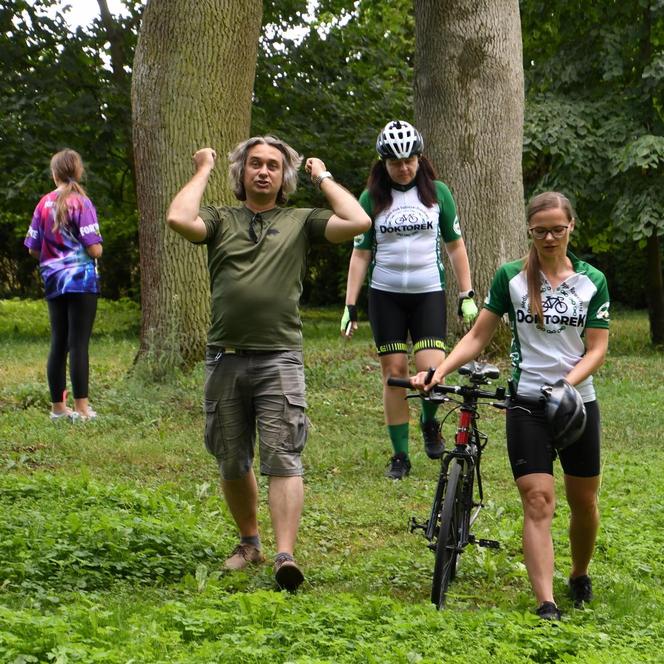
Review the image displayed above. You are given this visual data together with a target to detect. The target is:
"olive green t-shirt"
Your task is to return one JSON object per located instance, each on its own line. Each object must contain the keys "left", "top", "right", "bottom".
{"left": 198, "top": 205, "right": 332, "bottom": 350}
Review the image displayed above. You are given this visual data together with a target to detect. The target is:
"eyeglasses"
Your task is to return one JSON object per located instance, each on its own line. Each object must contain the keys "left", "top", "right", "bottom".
{"left": 528, "top": 225, "right": 570, "bottom": 240}
{"left": 248, "top": 213, "right": 263, "bottom": 244}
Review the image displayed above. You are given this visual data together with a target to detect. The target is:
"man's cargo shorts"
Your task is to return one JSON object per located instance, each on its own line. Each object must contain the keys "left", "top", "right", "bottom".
{"left": 204, "top": 346, "right": 309, "bottom": 480}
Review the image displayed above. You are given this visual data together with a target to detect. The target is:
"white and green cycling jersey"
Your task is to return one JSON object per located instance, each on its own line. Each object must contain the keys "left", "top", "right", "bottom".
{"left": 484, "top": 252, "right": 610, "bottom": 402}
{"left": 353, "top": 181, "right": 461, "bottom": 293}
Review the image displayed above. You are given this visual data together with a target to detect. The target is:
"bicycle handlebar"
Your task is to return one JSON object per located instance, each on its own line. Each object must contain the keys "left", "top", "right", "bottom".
{"left": 386, "top": 375, "right": 546, "bottom": 410}
{"left": 386, "top": 377, "right": 415, "bottom": 389}
{"left": 386, "top": 376, "right": 506, "bottom": 403}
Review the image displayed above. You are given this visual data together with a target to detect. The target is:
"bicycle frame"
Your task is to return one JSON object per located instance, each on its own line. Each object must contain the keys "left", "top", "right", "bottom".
{"left": 421, "top": 395, "right": 487, "bottom": 547}
{"left": 389, "top": 363, "right": 547, "bottom": 608}
{"left": 390, "top": 363, "right": 509, "bottom": 608}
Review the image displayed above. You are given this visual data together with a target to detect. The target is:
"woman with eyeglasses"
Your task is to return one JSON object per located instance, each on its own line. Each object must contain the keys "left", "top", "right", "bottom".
{"left": 24, "top": 149, "right": 103, "bottom": 421}
{"left": 341, "top": 120, "right": 477, "bottom": 480}
{"left": 411, "top": 191, "right": 610, "bottom": 620}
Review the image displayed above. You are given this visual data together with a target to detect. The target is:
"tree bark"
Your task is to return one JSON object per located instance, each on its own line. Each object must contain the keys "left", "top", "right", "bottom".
{"left": 638, "top": 3, "right": 664, "bottom": 346}
{"left": 646, "top": 233, "right": 664, "bottom": 345}
{"left": 132, "top": 0, "right": 263, "bottom": 367}
{"left": 96, "top": 0, "right": 127, "bottom": 85}
{"left": 414, "top": 0, "right": 526, "bottom": 339}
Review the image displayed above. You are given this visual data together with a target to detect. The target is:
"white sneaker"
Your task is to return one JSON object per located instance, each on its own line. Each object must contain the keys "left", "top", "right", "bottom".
{"left": 70, "top": 408, "right": 97, "bottom": 422}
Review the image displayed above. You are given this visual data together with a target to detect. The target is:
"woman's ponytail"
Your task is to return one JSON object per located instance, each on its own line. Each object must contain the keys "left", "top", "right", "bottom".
{"left": 49, "top": 149, "right": 87, "bottom": 233}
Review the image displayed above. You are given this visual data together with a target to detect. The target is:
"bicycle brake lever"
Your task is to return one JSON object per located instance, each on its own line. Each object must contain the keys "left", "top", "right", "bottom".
{"left": 507, "top": 404, "right": 536, "bottom": 415}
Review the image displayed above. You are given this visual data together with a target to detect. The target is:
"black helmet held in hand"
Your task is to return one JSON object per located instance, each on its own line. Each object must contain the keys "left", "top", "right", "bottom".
{"left": 541, "top": 379, "right": 587, "bottom": 450}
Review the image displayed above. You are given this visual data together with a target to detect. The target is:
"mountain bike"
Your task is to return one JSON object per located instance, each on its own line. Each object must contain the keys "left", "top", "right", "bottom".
{"left": 388, "top": 362, "right": 540, "bottom": 609}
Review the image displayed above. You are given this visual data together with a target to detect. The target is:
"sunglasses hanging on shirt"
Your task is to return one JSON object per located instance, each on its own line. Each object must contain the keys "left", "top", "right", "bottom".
{"left": 248, "top": 212, "right": 263, "bottom": 244}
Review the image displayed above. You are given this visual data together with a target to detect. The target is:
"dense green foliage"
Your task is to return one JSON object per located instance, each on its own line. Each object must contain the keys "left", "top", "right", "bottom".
{"left": 1, "top": 1, "right": 662, "bottom": 314}
{"left": 522, "top": 1, "right": 664, "bottom": 237}
{"left": 0, "top": 0, "right": 141, "bottom": 300}
{"left": 1, "top": 301, "right": 663, "bottom": 661}
{"left": 521, "top": 0, "right": 664, "bottom": 311}
{"left": 254, "top": 0, "right": 414, "bottom": 303}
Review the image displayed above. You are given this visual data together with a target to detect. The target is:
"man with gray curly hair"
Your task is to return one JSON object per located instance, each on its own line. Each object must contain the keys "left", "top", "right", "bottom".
{"left": 167, "top": 136, "right": 370, "bottom": 592}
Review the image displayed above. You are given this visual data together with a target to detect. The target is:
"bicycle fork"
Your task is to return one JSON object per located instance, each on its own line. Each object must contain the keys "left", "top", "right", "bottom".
{"left": 410, "top": 453, "right": 451, "bottom": 542}
{"left": 411, "top": 408, "right": 476, "bottom": 545}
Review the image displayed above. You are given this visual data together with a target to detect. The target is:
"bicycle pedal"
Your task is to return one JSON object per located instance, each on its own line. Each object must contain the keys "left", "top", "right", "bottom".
{"left": 409, "top": 516, "right": 427, "bottom": 534}
{"left": 477, "top": 538, "right": 500, "bottom": 549}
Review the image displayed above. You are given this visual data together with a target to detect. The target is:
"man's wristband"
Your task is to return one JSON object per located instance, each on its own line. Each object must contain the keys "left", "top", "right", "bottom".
{"left": 459, "top": 289, "right": 475, "bottom": 300}
{"left": 313, "top": 171, "right": 334, "bottom": 189}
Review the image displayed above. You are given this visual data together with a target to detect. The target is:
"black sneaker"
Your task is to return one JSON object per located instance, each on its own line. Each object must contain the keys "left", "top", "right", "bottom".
{"left": 385, "top": 452, "right": 411, "bottom": 479}
{"left": 421, "top": 419, "right": 445, "bottom": 459}
{"left": 536, "top": 601, "right": 561, "bottom": 621}
{"left": 568, "top": 574, "right": 593, "bottom": 607}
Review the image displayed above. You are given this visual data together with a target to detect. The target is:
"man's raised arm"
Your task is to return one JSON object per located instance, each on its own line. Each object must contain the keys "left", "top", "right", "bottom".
{"left": 304, "top": 157, "right": 371, "bottom": 243}
{"left": 166, "top": 148, "right": 217, "bottom": 242}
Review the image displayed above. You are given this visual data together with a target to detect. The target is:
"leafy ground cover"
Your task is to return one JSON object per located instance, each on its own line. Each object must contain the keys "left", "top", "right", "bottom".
{"left": 1, "top": 301, "right": 663, "bottom": 662}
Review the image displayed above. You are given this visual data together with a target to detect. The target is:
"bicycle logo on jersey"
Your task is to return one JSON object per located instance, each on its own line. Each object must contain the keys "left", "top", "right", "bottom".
{"left": 379, "top": 206, "right": 434, "bottom": 235}
{"left": 542, "top": 295, "right": 569, "bottom": 314}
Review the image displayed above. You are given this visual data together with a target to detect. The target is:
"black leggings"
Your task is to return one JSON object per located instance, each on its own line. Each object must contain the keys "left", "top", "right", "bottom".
{"left": 47, "top": 293, "right": 98, "bottom": 402}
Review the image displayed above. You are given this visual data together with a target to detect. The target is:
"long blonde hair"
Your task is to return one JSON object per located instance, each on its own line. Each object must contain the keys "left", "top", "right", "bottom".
{"left": 523, "top": 192, "right": 575, "bottom": 324}
{"left": 50, "top": 149, "right": 87, "bottom": 232}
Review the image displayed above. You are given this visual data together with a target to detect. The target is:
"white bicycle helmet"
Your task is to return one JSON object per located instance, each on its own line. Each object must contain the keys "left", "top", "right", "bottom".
{"left": 541, "top": 379, "right": 587, "bottom": 450}
{"left": 376, "top": 120, "right": 424, "bottom": 159}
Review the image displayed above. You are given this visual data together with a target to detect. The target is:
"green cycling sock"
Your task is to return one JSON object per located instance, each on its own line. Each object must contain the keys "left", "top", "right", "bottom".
{"left": 388, "top": 422, "right": 409, "bottom": 456}
{"left": 420, "top": 398, "right": 439, "bottom": 423}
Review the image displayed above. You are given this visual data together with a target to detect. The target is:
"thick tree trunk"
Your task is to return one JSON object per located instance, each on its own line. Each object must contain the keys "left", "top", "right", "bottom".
{"left": 638, "top": 5, "right": 664, "bottom": 347}
{"left": 414, "top": 0, "right": 526, "bottom": 339}
{"left": 132, "top": 0, "right": 262, "bottom": 367}
{"left": 646, "top": 233, "right": 664, "bottom": 345}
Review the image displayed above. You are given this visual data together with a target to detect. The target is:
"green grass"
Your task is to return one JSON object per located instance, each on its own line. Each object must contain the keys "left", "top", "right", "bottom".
{"left": 1, "top": 301, "right": 663, "bottom": 662}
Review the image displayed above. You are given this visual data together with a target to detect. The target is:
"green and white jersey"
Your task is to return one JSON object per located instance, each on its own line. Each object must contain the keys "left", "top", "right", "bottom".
{"left": 353, "top": 181, "right": 461, "bottom": 293}
{"left": 484, "top": 252, "right": 610, "bottom": 402}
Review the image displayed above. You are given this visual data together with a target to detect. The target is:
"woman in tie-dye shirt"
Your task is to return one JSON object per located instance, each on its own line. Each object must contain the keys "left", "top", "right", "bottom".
{"left": 25, "top": 149, "right": 103, "bottom": 421}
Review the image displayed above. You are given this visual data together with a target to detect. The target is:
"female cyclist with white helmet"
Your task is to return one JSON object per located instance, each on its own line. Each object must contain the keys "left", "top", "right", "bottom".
{"left": 342, "top": 120, "right": 477, "bottom": 479}
{"left": 411, "top": 191, "right": 610, "bottom": 620}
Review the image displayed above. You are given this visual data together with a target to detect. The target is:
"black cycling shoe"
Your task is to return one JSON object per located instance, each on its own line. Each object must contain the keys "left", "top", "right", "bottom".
{"left": 421, "top": 419, "right": 445, "bottom": 459}
{"left": 385, "top": 452, "right": 411, "bottom": 480}
{"left": 536, "top": 601, "right": 561, "bottom": 621}
{"left": 568, "top": 574, "right": 593, "bottom": 607}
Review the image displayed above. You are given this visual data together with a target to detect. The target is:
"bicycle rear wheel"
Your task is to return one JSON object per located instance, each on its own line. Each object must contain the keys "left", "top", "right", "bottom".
{"left": 431, "top": 459, "right": 464, "bottom": 609}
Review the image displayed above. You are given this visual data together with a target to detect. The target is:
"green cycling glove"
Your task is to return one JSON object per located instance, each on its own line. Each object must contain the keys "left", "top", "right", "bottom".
{"left": 458, "top": 294, "right": 479, "bottom": 324}
{"left": 340, "top": 304, "right": 358, "bottom": 335}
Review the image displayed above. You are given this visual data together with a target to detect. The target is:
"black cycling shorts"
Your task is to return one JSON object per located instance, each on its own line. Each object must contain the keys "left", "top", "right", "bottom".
{"left": 506, "top": 400, "right": 601, "bottom": 480}
{"left": 368, "top": 287, "right": 447, "bottom": 356}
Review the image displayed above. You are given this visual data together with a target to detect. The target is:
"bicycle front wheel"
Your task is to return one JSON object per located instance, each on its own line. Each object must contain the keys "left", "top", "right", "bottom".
{"left": 431, "top": 459, "right": 464, "bottom": 609}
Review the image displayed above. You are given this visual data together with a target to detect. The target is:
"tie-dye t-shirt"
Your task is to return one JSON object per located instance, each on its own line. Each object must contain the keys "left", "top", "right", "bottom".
{"left": 24, "top": 190, "right": 102, "bottom": 300}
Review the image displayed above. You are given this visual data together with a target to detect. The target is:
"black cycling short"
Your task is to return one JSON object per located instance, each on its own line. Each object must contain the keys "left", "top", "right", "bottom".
{"left": 506, "top": 400, "right": 600, "bottom": 480}
{"left": 367, "top": 287, "right": 447, "bottom": 356}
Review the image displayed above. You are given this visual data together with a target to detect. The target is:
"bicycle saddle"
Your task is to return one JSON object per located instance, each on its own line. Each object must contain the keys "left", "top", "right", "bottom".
{"left": 458, "top": 361, "right": 500, "bottom": 383}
